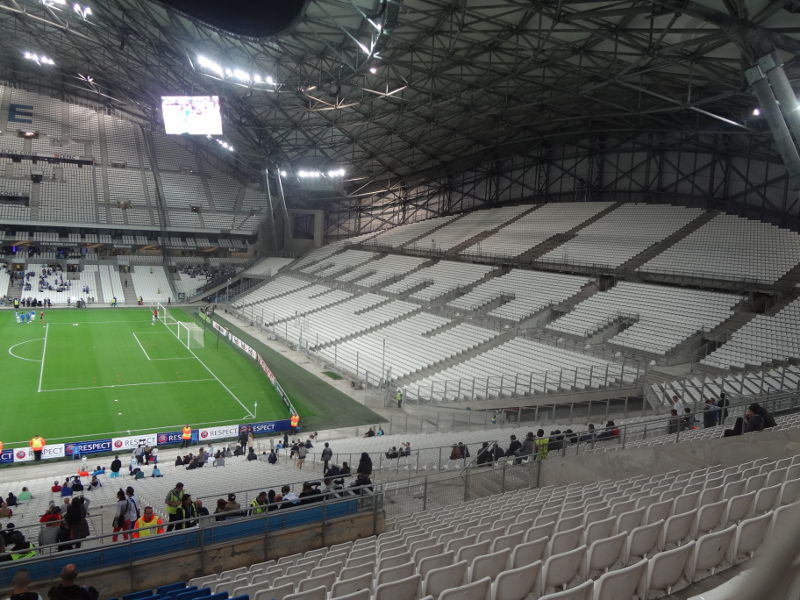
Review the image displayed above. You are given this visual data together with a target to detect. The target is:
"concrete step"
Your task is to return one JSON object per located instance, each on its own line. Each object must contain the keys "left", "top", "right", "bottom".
{"left": 618, "top": 210, "right": 719, "bottom": 272}
{"left": 94, "top": 271, "right": 104, "bottom": 303}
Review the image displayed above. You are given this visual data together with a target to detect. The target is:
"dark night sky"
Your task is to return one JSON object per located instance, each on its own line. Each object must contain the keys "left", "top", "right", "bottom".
{"left": 160, "top": 0, "right": 306, "bottom": 36}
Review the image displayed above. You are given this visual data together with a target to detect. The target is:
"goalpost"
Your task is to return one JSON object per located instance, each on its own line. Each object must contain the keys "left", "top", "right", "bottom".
{"left": 177, "top": 321, "right": 205, "bottom": 349}
{"left": 157, "top": 302, "right": 177, "bottom": 328}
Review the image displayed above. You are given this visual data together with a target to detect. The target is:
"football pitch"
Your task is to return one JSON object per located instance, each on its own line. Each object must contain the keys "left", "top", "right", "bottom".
{"left": 1, "top": 307, "right": 288, "bottom": 444}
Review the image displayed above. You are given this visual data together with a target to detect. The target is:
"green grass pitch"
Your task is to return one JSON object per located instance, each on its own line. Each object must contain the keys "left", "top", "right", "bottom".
{"left": 1, "top": 307, "right": 287, "bottom": 444}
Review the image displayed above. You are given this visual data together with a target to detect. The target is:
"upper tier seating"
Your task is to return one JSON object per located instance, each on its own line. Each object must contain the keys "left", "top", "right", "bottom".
{"left": 300, "top": 250, "right": 379, "bottom": 277}
{"left": 336, "top": 254, "right": 429, "bottom": 288}
{"left": 293, "top": 242, "right": 349, "bottom": 270}
{"left": 639, "top": 213, "right": 800, "bottom": 284}
{"left": 233, "top": 275, "right": 311, "bottom": 308}
{"left": 539, "top": 203, "right": 705, "bottom": 268}
{"left": 460, "top": 202, "right": 614, "bottom": 259}
{"left": 382, "top": 260, "right": 497, "bottom": 301}
{"left": 130, "top": 265, "right": 173, "bottom": 303}
{"left": 39, "top": 167, "right": 97, "bottom": 223}
{"left": 701, "top": 299, "right": 800, "bottom": 369}
{"left": 243, "top": 257, "right": 296, "bottom": 277}
{"left": 405, "top": 205, "right": 531, "bottom": 253}
{"left": 363, "top": 215, "right": 458, "bottom": 249}
{"left": 103, "top": 115, "right": 142, "bottom": 167}
{"left": 275, "top": 295, "right": 419, "bottom": 348}
{"left": 239, "top": 285, "right": 352, "bottom": 324}
{"left": 547, "top": 282, "right": 742, "bottom": 355}
{"left": 313, "top": 312, "right": 498, "bottom": 381}
{"left": 403, "top": 336, "right": 640, "bottom": 402}
{"left": 448, "top": 269, "right": 591, "bottom": 321}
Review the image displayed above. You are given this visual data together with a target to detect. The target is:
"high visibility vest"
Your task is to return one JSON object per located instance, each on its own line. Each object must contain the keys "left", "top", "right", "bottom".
{"left": 250, "top": 499, "right": 265, "bottom": 514}
{"left": 290, "top": 415, "right": 299, "bottom": 428}
{"left": 535, "top": 438, "right": 549, "bottom": 459}
{"left": 182, "top": 427, "right": 191, "bottom": 440}
{"left": 30, "top": 437, "right": 45, "bottom": 451}
{"left": 0, "top": 441, "right": 4, "bottom": 452}
{"left": 165, "top": 489, "right": 184, "bottom": 514}
{"left": 133, "top": 516, "right": 164, "bottom": 537}
{"left": 10, "top": 543, "right": 36, "bottom": 560}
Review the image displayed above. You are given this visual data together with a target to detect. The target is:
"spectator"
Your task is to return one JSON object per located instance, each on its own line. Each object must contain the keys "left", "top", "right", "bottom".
{"left": 350, "top": 473, "right": 372, "bottom": 495}
{"left": 18, "top": 487, "right": 33, "bottom": 502}
{"left": 535, "top": 429, "right": 550, "bottom": 459}
{"left": 752, "top": 403, "right": 777, "bottom": 428}
{"left": 246, "top": 448, "right": 257, "bottom": 461}
{"left": 296, "top": 444, "right": 307, "bottom": 470}
{"left": 48, "top": 564, "right": 98, "bottom": 600}
{"left": 64, "top": 497, "right": 89, "bottom": 549}
{"left": 151, "top": 465, "right": 163, "bottom": 478}
{"left": 517, "top": 432, "right": 535, "bottom": 461}
{"left": 672, "top": 394, "right": 686, "bottom": 414}
{"left": 385, "top": 447, "right": 399, "bottom": 459}
{"left": 743, "top": 404, "right": 769, "bottom": 433}
{"left": 10, "top": 568, "right": 41, "bottom": 600}
{"left": 682, "top": 407, "right": 696, "bottom": 430}
{"left": 667, "top": 409, "right": 681, "bottom": 434}
{"left": 39, "top": 506, "right": 62, "bottom": 549}
{"left": 212, "top": 453, "right": 225, "bottom": 467}
{"left": 357, "top": 452, "right": 372, "bottom": 476}
{"left": 175, "top": 495, "right": 198, "bottom": 529}
{"left": 281, "top": 486, "right": 299, "bottom": 508}
{"left": 299, "top": 482, "right": 321, "bottom": 504}
{"left": 132, "top": 507, "right": 164, "bottom": 538}
{"left": 51, "top": 481, "right": 62, "bottom": 493}
{"left": 250, "top": 492, "right": 268, "bottom": 515}
{"left": 476, "top": 442, "right": 493, "bottom": 466}
{"left": 70, "top": 478, "right": 83, "bottom": 493}
{"left": 377, "top": 427, "right": 384, "bottom": 436}
{"left": 214, "top": 499, "right": 228, "bottom": 521}
{"left": 703, "top": 398, "right": 721, "bottom": 428}
{"left": 9, "top": 531, "right": 36, "bottom": 560}
{"left": 112, "top": 490, "right": 134, "bottom": 542}
{"left": 109, "top": 456, "right": 122, "bottom": 478}
{"left": 238, "top": 428, "right": 249, "bottom": 454}
{"left": 267, "top": 489, "right": 279, "bottom": 511}
{"left": 224, "top": 493, "right": 241, "bottom": 516}
{"left": 364, "top": 428, "right": 375, "bottom": 438}
{"left": 506, "top": 435, "right": 521, "bottom": 457}
{"left": 321, "top": 443, "right": 333, "bottom": 472}
{"left": 400, "top": 442, "right": 411, "bottom": 457}
{"left": 340, "top": 462, "right": 351, "bottom": 476}
{"left": 267, "top": 449, "right": 278, "bottom": 465}
{"left": 580, "top": 424, "right": 597, "bottom": 442}
{"left": 6, "top": 492, "right": 17, "bottom": 507}
{"left": 247, "top": 431, "right": 255, "bottom": 454}
{"left": 195, "top": 499, "right": 209, "bottom": 519}
{"left": 88, "top": 477, "right": 101, "bottom": 491}
{"left": 718, "top": 392, "right": 730, "bottom": 422}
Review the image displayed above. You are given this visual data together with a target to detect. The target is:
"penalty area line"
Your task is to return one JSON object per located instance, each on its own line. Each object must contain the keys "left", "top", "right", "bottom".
{"left": 39, "top": 378, "right": 216, "bottom": 393}
{"left": 132, "top": 331, "right": 151, "bottom": 360}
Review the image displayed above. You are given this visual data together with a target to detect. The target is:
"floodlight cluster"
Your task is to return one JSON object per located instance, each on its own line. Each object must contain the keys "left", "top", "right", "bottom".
{"left": 297, "top": 169, "right": 346, "bottom": 178}
{"left": 206, "top": 135, "right": 234, "bottom": 152}
{"left": 197, "top": 55, "right": 274, "bottom": 86}
{"left": 41, "top": 0, "right": 92, "bottom": 19}
{"left": 23, "top": 51, "right": 55, "bottom": 65}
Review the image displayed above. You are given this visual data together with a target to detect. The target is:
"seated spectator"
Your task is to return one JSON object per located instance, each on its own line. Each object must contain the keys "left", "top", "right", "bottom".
{"left": 212, "top": 453, "right": 225, "bottom": 467}
{"left": 364, "top": 428, "right": 375, "bottom": 438}
{"left": 385, "top": 447, "right": 399, "bottom": 460}
{"left": 667, "top": 409, "right": 680, "bottom": 434}
{"left": 246, "top": 448, "right": 257, "bottom": 461}
{"left": 506, "top": 435, "right": 521, "bottom": 457}
{"left": 174, "top": 455, "right": 184, "bottom": 467}
{"left": 281, "top": 485, "right": 299, "bottom": 508}
{"left": 8, "top": 532, "right": 35, "bottom": 560}
{"left": 10, "top": 567, "right": 42, "bottom": 600}
{"left": 195, "top": 499, "right": 209, "bottom": 518}
{"left": 492, "top": 442, "right": 505, "bottom": 462}
{"left": 340, "top": 461, "right": 351, "bottom": 476}
{"left": 682, "top": 407, "right": 696, "bottom": 430}
{"left": 751, "top": 403, "right": 776, "bottom": 428}
{"left": 400, "top": 442, "right": 411, "bottom": 457}
{"left": 322, "top": 478, "right": 342, "bottom": 499}
{"left": 51, "top": 481, "right": 62, "bottom": 493}
{"left": 304, "top": 439, "right": 313, "bottom": 449}
{"left": 214, "top": 499, "right": 228, "bottom": 521}
{"left": 267, "top": 449, "right": 277, "bottom": 465}
{"left": 350, "top": 473, "right": 372, "bottom": 495}
{"left": 6, "top": 492, "right": 17, "bottom": 507}
{"left": 596, "top": 421, "right": 619, "bottom": 439}
{"left": 87, "top": 477, "right": 101, "bottom": 491}
{"left": 377, "top": 427, "right": 384, "bottom": 436}
{"left": 0, "top": 500, "right": 12, "bottom": 519}
{"left": 267, "top": 489, "right": 279, "bottom": 511}
{"left": 18, "top": 488, "right": 33, "bottom": 502}
{"left": 90, "top": 466, "right": 105, "bottom": 477}
{"left": 704, "top": 398, "right": 721, "bottom": 428}
{"left": 724, "top": 417, "right": 745, "bottom": 437}
{"left": 299, "top": 482, "right": 322, "bottom": 504}
{"left": 224, "top": 493, "right": 241, "bottom": 516}
{"left": 517, "top": 432, "right": 535, "bottom": 460}
{"left": 48, "top": 564, "right": 98, "bottom": 600}
{"left": 151, "top": 466, "right": 163, "bottom": 478}
{"left": 70, "top": 478, "right": 83, "bottom": 492}
{"left": 357, "top": 453, "right": 372, "bottom": 476}
{"left": 258, "top": 451, "right": 269, "bottom": 463}
{"left": 743, "top": 405, "right": 768, "bottom": 433}
{"left": 476, "top": 442, "right": 493, "bottom": 466}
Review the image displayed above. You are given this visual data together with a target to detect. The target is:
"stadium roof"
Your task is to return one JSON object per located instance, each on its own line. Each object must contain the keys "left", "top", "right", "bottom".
{"left": 1, "top": 0, "right": 799, "bottom": 197}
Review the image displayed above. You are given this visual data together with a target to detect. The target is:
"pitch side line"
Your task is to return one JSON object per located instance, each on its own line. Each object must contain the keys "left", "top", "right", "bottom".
{"left": 40, "top": 378, "right": 216, "bottom": 393}
{"left": 48, "top": 320, "right": 153, "bottom": 325}
{"left": 37, "top": 324, "right": 49, "bottom": 393}
{"left": 132, "top": 331, "right": 151, "bottom": 360}
{"left": 8, "top": 339, "right": 43, "bottom": 362}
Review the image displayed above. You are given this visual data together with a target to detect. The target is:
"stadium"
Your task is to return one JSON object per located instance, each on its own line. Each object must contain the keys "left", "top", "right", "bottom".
{"left": 0, "top": 0, "right": 799, "bottom": 598}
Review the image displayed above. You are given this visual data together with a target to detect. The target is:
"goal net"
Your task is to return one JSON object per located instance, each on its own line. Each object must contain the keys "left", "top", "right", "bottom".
{"left": 177, "top": 321, "right": 205, "bottom": 349}
{"left": 157, "top": 302, "right": 177, "bottom": 327}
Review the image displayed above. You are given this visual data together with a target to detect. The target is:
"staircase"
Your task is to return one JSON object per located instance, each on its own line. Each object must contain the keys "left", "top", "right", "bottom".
{"left": 28, "top": 183, "right": 41, "bottom": 221}
{"left": 94, "top": 272, "right": 104, "bottom": 303}
{"left": 120, "top": 269, "right": 138, "bottom": 304}
{"left": 618, "top": 210, "right": 718, "bottom": 272}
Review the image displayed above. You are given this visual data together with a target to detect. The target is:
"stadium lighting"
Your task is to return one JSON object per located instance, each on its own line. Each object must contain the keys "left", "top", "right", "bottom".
{"left": 298, "top": 168, "right": 345, "bottom": 179}
{"left": 369, "top": 66, "right": 378, "bottom": 74}
{"left": 72, "top": 3, "right": 91, "bottom": 19}
{"left": 23, "top": 51, "right": 55, "bottom": 66}
{"left": 41, "top": 0, "right": 67, "bottom": 6}
{"left": 280, "top": 170, "right": 288, "bottom": 177}
{"left": 753, "top": 107, "right": 761, "bottom": 116}
{"left": 196, "top": 54, "right": 275, "bottom": 88}
{"left": 212, "top": 137, "right": 235, "bottom": 153}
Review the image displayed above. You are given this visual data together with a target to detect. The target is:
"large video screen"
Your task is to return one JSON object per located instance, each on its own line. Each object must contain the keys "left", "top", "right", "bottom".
{"left": 161, "top": 96, "right": 223, "bottom": 135}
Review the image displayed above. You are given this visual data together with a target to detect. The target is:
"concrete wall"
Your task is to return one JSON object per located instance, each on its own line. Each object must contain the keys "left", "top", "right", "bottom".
{"left": 539, "top": 427, "right": 800, "bottom": 487}
{"left": 20, "top": 510, "right": 383, "bottom": 600}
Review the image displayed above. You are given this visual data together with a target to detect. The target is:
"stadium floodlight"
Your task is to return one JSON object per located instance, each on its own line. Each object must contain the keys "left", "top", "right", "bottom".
{"left": 73, "top": 3, "right": 91, "bottom": 19}
{"left": 233, "top": 68, "right": 251, "bottom": 83}
{"left": 253, "top": 74, "right": 262, "bottom": 83}
{"left": 280, "top": 170, "right": 288, "bottom": 177}
{"left": 197, "top": 55, "right": 224, "bottom": 77}
{"left": 753, "top": 108, "right": 761, "bottom": 116}
{"left": 23, "top": 52, "right": 55, "bottom": 66}
{"left": 41, "top": 0, "right": 67, "bottom": 6}
{"left": 369, "top": 66, "right": 378, "bottom": 74}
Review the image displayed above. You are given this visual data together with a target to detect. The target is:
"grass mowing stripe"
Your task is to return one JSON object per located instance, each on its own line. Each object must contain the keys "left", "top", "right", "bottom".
{"left": 37, "top": 323, "right": 49, "bottom": 393}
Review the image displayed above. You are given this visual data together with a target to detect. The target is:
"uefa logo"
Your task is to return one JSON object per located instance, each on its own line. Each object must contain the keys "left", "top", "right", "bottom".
{"left": 200, "top": 431, "right": 209, "bottom": 438}
{"left": 114, "top": 440, "right": 123, "bottom": 448}
{"left": 64, "top": 444, "right": 74, "bottom": 455}
{"left": 158, "top": 434, "right": 167, "bottom": 444}
{"left": 15, "top": 450, "right": 26, "bottom": 460}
